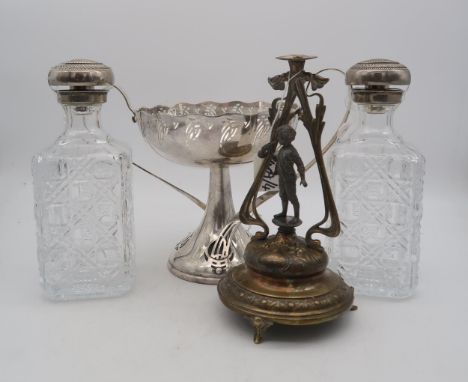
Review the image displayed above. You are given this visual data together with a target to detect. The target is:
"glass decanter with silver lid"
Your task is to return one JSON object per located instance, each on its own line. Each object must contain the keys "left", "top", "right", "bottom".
{"left": 328, "top": 59, "right": 425, "bottom": 298}
{"left": 32, "top": 59, "right": 135, "bottom": 300}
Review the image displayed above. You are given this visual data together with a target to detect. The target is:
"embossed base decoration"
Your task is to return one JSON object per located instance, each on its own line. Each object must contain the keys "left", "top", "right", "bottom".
{"left": 168, "top": 223, "right": 249, "bottom": 285}
{"left": 217, "top": 232, "right": 354, "bottom": 343}
{"left": 166, "top": 165, "right": 250, "bottom": 285}
{"left": 218, "top": 265, "right": 353, "bottom": 323}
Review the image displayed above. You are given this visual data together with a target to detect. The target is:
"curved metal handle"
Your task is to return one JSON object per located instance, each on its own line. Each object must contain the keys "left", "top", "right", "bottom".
{"left": 132, "top": 163, "right": 206, "bottom": 210}
{"left": 111, "top": 74, "right": 349, "bottom": 219}
{"left": 295, "top": 89, "right": 340, "bottom": 245}
{"left": 111, "top": 83, "right": 207, "bottom": 210}
{"left": 111, "top": 84, "right": 137, "bottom": 122}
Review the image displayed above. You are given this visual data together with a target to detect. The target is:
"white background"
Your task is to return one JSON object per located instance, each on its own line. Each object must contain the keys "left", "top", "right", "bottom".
{"left": 1, "top": 0, "right": 467, "bottom": 381}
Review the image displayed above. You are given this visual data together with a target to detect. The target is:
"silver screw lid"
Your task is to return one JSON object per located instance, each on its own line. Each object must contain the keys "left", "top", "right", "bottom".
{"left": 345, "top": 59, "right": 411, "bottom": 87}
{"left": 48, "top": 58, "right": 114, "bottom": 90}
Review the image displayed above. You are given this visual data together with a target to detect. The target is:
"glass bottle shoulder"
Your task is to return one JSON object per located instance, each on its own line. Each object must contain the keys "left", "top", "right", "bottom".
{"left": 33, "top": 130, "right": 132, "bottom": 165}
{"left": 331, "top": 133, "right": 424, "bottom": 165}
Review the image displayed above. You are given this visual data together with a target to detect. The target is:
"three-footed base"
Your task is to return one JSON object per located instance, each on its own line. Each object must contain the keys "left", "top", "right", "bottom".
{"left": 217, "top": 264, "right": 355, "bottom": 343}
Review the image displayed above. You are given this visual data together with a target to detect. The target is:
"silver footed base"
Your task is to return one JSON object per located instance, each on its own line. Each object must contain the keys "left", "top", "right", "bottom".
{"left": 166, "top": 165, "right": 250, "bottom": 285}
{"left": 168, "top": 224, "right": 249, "bottom": 285}
{"left": 167, "top": 260, "right": 222, "bottom": 285}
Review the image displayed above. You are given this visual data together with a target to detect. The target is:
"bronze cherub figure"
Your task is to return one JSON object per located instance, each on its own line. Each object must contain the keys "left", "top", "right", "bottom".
{"left": 272, "top": 124, "right": 307, "bottom": 225}
{"left": 218, "top": 55, "right": 355, "bottom": 343}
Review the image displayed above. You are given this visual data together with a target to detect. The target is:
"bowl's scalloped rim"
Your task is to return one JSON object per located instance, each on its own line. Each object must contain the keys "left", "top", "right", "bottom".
{"left": 137, "top": 100, "right": 272, "bottom": 118}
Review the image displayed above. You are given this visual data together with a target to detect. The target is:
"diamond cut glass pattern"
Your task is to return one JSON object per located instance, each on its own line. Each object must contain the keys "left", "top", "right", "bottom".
{"left": 328, "top": 106, "right": 424, "bottom": 298}
{"left": 32, "top": 105, "right": 135, "bottom": 300}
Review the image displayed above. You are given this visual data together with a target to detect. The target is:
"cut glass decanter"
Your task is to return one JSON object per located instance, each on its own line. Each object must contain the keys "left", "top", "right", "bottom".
{"left": 32, "top": 59, "right": 135, "bottom": 300}
{"left": 328, "top": 59, "right": 425, "bottom": 298}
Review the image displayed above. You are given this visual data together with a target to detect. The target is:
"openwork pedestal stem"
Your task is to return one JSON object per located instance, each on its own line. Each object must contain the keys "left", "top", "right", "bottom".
{"left": 168, "top": 164, "right": 249, "bottom": 284}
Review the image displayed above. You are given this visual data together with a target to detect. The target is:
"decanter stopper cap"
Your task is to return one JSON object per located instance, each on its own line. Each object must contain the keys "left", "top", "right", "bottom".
{"left": 48, "top": 59, "right": 114, "bottom": 104}
{"left": 48, "top": 59, "right": 114, "bottom": 89}
{"left": 346, "top": 59, "right": 410, "bottom": 105}
{"left": 345, "top": 59, "right": 411, "bottom": 87}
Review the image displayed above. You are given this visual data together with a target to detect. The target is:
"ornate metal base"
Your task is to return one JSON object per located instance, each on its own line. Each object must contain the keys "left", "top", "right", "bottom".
{"left": 218, "top": 266, "right": 354, "bottom": 342}
{"left": 217, "top": 231, "right": 354, "bottom": 342}
{"left": 168, "top": 226, "right": 249, "bottom": 285}
{"left": 168, "top": 165, "right": 250, "bottom": 285}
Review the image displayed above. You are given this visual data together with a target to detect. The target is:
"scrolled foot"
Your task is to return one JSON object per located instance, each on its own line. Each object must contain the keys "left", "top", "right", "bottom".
{"left": 247, "top": 316, "right": 273, "bottom": 344}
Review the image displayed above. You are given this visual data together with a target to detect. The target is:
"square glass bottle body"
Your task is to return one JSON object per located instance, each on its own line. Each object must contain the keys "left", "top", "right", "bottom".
{"left": 32, "top": 105, "right": 135, "bottom": 300}
{"left": 328, "top": 105, "right": 425, "bottom": 298}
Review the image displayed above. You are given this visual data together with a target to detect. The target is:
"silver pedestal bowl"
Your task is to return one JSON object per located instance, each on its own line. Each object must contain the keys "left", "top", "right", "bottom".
{"left": 135, "top": 101, "right": 271, "bottom": 284}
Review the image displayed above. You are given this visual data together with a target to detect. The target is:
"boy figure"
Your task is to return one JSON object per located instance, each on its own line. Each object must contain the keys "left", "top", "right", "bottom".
{"left": 273, "top": 125, "right": 307, "bottom": 225}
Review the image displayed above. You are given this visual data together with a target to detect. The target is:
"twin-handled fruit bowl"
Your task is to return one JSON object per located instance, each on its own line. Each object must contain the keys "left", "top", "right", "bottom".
{"left": 136, "top": 101, "right": 272, "bottom": 284}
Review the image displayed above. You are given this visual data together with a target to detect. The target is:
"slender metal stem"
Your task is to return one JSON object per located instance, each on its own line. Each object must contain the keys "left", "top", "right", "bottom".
{"left": 132, "top": 162, "right": 207, "bottom": 210}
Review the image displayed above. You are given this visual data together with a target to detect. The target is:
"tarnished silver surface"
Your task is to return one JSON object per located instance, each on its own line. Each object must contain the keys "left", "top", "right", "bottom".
{"left": 138, "top": 101, "right": 271, "bottom": 166}
{"left": 345, "top": 58, "right": 411, "bottom": 87}
{"left": 346, "top": 59, "right": 411, "bottom": 106}
{"left": 48, "top": 58, "right": 114, "bottom": 105}
{"left": 48, "top": 59, "right": 114, "bottom": 89}
{"left": 135, "top": 101, "right": 271, "bottom": 284}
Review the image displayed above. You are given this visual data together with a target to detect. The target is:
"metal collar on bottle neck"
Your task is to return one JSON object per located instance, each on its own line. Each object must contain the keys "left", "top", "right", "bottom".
{"left": 346, "top": 59, "right": 411, "bottom": 105}
{"left": 48, "top": 59, "right": 114, "bottom": 105}
{"left": 351, "top": 88, "right": 403, "bottom": 105}
{"left": 57, "top": 90, "right": 108, "bottom": 105}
